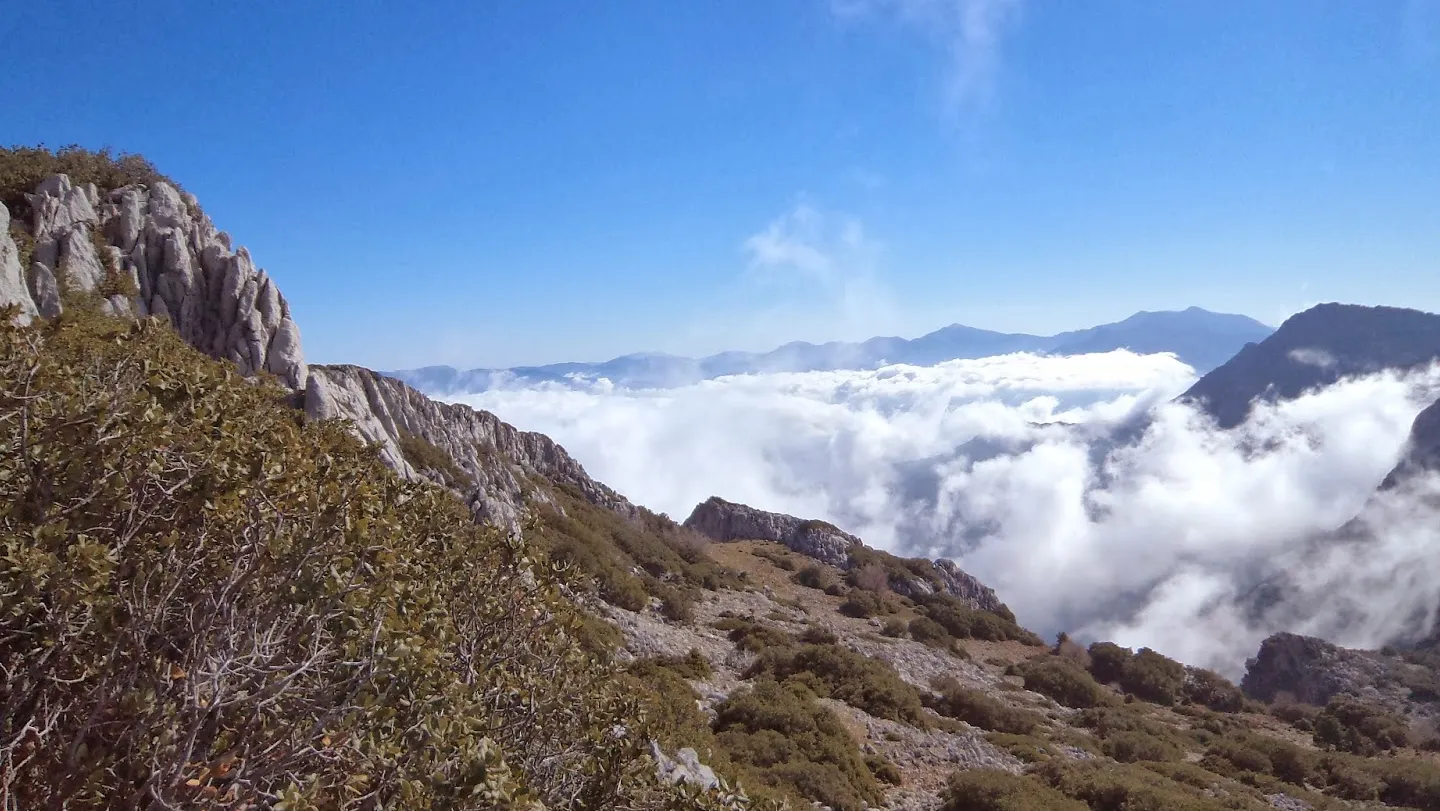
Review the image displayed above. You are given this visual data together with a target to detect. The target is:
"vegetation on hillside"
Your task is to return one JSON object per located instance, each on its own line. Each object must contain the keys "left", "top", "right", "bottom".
{"left": 0, "top": 144, "right": 182, "bottom": 221}
{"left": 0, "top": 309, "right": 765, "bottom": 810}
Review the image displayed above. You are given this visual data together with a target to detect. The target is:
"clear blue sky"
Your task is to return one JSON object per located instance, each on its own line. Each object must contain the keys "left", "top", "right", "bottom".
{"left": 5, "top": 1, "right": 1439, "bottom": 369}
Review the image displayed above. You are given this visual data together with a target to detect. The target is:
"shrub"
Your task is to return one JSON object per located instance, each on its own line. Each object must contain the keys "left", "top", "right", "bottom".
{"left": 1013, "top": 655, "right": 1112, "bottom": 709}
{"left": 865, "top": 755, "right": 903, "bottom": 786}
{"left": 1312, "top": 696, "right": 1410, "bottom": 755}
{"left": 880, "top": 617, "right": 908, "bottom": 638}
{"left": 1269, "top": 693, "right": 1320, "bottom": 731}
{"left": 1182, "top": 667, "right": 1246, "bottom": 713}
{"left": 1055, "top": 633, "right": 1092, "bottom": 669}
{"left": 1084, "top": 642, "right": 1188, "bottom": 706}
{"left": 941, "top": 769, "right": 1087, "bottom": 811}
{"left": 1200, "top": 737, "right": 1273, "bottom": 776}
{"left": 0, "top": 145, "right": 181, "bottom": 221}
{"left": 713, "top": 680, "right": 882, "bottom": 811}
{"left": 798, "top": 626, "right": 838, "bottom": 645}
{"left": 929, "top": 677, "right": 1043, "bottom": 734}
{"left": 647, "top": 648, "right": 715, "bottom": 681}
{"left": 921, "top": 594, "right": 1042, "bottom": 645}
{"left": 0, "top": 314, "right": 729, "bottom": 810}
{"left": 851, "top": 561, "right": 890, "bottom": 592}
{"left": 748, "top": 643, "right": 930, "bottom": 727}
{"left": 838, "top": 590, "right": 888, "bottom": 619}
{"left": 397, "top": 428, "right": 470, "bottom": 486}
{"left": 713, "top": 616, "right": 796, "bottom": 653}
{"left": 1102, "top": 730, "right": 1184, "bottom": 764}
{"left": 792, "top": 563, "right": 831, "bottom": 590}
{"left": 909, "top": 616, "right": 951, "bottom": 647}
{"left": 658, "top": 586, "right": 696, "bottom": 623}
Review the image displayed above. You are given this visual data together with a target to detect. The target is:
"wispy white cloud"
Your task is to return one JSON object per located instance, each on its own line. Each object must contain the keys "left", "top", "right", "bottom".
{"left": 453, "top": 352, "right": 1440, "bottom": 677}
{"left": 831, "top": 0, "right": 1024, "bottom": 119}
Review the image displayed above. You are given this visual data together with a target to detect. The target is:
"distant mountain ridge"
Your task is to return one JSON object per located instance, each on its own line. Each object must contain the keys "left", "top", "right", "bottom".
{"left": 388, "top": 306, "right": 1273, "bottom": 393}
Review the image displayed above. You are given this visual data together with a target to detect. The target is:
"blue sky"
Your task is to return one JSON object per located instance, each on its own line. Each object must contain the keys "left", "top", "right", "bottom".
{"left": 5, "top": 0, "right": 1440, "bottom": 369}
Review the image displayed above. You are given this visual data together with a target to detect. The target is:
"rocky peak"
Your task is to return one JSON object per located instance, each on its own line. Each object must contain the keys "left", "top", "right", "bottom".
{"left": 305, "top": 364, "right": 634, "bottom": 535}
{"left": 683, "top": 496, "right": 861, "bottom": 568}
{"left": 0, "top": 173, "right": 306, "bottom": 389}
{"left": 683, "top": 495, "right": 1003, "bottom": 612}
{"left": 1241, "top": 632, "right": 1440, "bottom": 720}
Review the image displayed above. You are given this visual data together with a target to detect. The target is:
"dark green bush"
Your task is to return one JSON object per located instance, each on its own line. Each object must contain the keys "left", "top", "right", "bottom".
{"left": 0, "top": 144, "right": 180, "bottom": 221}
{"left": 909, "top": 616, "right": 950, "bottom": 647}
{"left": 1182, "top": 667, "right": 1246, "bottom": 712}
{"left": 713, "top": 616, "right": 796, "bottom": 653}
{"left": 865, "top": 755, "right": 903, "bottom": 786}
{"left": 1013, "top": 655, "right": 1112, "bottom": 709}
{"left": 880, "top": 617, "right": 907, "bottom": 638}
{"left": 838, "top": 590, "right": 890, "bottom": 618}
{"left": 713, "top": 680, "right": 881, "bottom": 811}
{"left": 929, "top": 677, "right": 1043, "bottom": 734}
{"left": 941, "top": 769, "right": 1087, "bottom": 811}
{"left": 792, "top": 563, "right": 831, "bottom": 590}
{"left": 921, "top": 594, "right": 1043, "bottom": 645}
{"left": 748, "top": 643, "right": 930, "bottom": 727}
{"left": 798, "top": 626, "right": 838, "bottom": 645}
{"left": 1312, "top": 696, "right": 1410, "bottom": 755}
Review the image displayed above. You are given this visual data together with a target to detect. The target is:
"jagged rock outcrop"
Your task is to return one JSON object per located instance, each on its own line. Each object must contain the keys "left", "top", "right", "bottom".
{"left": 649, "top": 741, "right": 721, "bottom": 791}
{"left": 0, "top": 174, "right": 306, "bottom": 388}
{"left": 0, "top": 204, "right": 35, "bottom": 324}
{"left": 684, "top": 496, "right": 861, "bottom": 568}
{"left": 304, "top": 364, "right": 634, "bottom": 534}
{"left": 683, "top": 496, "right": 1003, "bottom": 612}
{"left": 1241, "top": 632, "right": 1440, "bottom": 719}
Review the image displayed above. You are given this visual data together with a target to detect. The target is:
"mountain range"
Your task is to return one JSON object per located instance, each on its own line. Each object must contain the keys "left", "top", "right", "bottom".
{"left": 387, "top": 306, "right": 1275, "bottom": 394}
{"left": 12, "top": 152, "right": 1440, "bottom": 810}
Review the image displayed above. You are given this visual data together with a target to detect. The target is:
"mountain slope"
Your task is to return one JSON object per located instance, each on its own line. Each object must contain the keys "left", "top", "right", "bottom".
{"left": 1179, "top": 303, "right": 1440, "bottom": 429}
{"left": 390, "top": 307, "right": 1273, "bottom": 394}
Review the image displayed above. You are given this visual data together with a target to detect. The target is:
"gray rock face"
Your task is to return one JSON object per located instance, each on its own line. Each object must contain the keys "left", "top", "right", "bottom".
{"left": 0, "top": 204, "right": 36, "bottom": 324}
{"left": 684, "top": 496, "right": 860, "bottom": 568}
{"left": 1241, "top": 632, "right": 1439, "bottom": 719}
{"left": 649, "top": 741, "right": 720, "bottom": 791}
{"left": 305, "top": 364, "right": 635, "bottom": 535}
{"left": 683, "top": 496, "right": 1003, "bottom": 611}
{"left": 0, "top": 174, "right": 307, "bottom": 390}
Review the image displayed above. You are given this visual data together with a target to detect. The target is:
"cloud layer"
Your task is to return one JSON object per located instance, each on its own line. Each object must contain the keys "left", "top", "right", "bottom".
{"left": 449, "top": 351, "right": 1440, "bottom": 676}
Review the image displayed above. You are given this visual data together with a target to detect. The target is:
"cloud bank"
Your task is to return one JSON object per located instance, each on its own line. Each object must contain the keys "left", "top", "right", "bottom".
{"left": 449, "top": 351, "right": 1440, "bottom": 676}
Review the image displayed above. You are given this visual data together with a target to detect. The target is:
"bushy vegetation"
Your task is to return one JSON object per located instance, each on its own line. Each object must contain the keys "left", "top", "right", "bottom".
{"left": 941, "top": 769, "right": 1087, "bottom": 811}
{"left": 1011, "top": 655, "right": 1113, "bottom": 709}
{"left": 713, "top": 680, "right": 882, "bottom": 811}
{"left": 0, "top": 144, "right": 181, "bottom": 221}
{"left": 714, "top": 615, "right": 798, "bottom": 653}
{"left": 928, "top": 677, "right": 1044, "bottom": 735}
{"left": 531, "top": 487, "right": 743, "bottom": 618}
{"left": 917, "top": 593, "right": 1044, "bottom": 646}
{"left": 398, "top": 428, "right": 471, "bottom": 486}
{"left": 0, "top": 311, "right": 770, "bottom": 809}
{"left": 747, "top": 643, "right": 930, "bottom": 727}
{"left": 1312, "top": 695, "right": 1411, "bottom": 755}
{"left": 791, "top": 563, "right": 832, "bottom": 590}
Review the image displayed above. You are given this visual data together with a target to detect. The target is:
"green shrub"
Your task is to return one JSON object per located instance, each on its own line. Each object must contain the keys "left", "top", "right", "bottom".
{"left": 714, "top": 616, "right": 797, "bottom": 653}
{"left": 643, "top": 648, "right": 714, "bottom": 681}
{"left": 792, "top": 563, "right": 831, "bottom": 590}
{"left": 713, "top": 680, "right": 881, "bottom": 811}
{"left": 0, "top": 144, "right": 181, "bottom": 222}
{"left": 1312, "top": 696, "right": 1410, "bottom": 755}
{"left": 658, "top": 585, "right": 696, "bottom": 623}
{"left": 397, "top": 428, "right": 470, "bottom": 486}
{"left": 1182, "top": 667, "right": 1245, "bottom": 712}
{"left": 921, "top": 594, "right": 1043, "bottom": 645}
{"left": 1088, "top": 641, "right": 1132, "bottom": 685}
{"left": 1013, "top": 655, "right": 1112, "bottom": 709}
{"left": 1102, "top": 729, "right": 1185, "bottom": 764}
{"left": 1032, "top": 758, "right": 1275, "bottom": 811}
{"left": 748, "top": 643, "right": 930, "bottom": 727}
{"left": 909, "top": 616, "right": 950, "bottom": 647}
{"left": 1200, "top": 737, "right": 1273, "bottom": 776}
{"left": 838, "top": 590, "right": 889, "bottom": 618}
{"left": 798, "top": 626, "right": 838, "bottom": 645}
{"left": 0, "top": 314, "right": 741, "bottom": 810}
{"left": 941, "top": 769, "right": 1087, "bottom": 811}
{"left": 929, "top": 677, "right": 1043, "bottom": 734}
{"left": 865, "top": 755, "right": 903, "bottom": 786}
{"left": 1083, "top": 642, "right": 1187, "bottom": 706}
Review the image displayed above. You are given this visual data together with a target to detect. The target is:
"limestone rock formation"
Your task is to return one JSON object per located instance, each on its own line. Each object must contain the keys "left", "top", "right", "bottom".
{"left": 1241, "top": 632, "right": 1439, "bottom": 719}
{"left": 304, "top": 364, "right": 635, "bottom": 535}
{"left": 684, "top": 495, "right": 1003, "bottom": 612}
{"left": 0, "top": 174, "right": 306, "bottom": 389}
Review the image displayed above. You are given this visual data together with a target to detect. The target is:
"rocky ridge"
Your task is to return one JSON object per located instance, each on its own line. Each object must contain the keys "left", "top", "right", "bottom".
{"left": 304, "top": 363, "right": 634, "bottom": 534}
{"left": 684, "top": 495, "right": 1004, "bottom": 613}
{"left": 2, "top": 174, "right": 305, "bottom": 389}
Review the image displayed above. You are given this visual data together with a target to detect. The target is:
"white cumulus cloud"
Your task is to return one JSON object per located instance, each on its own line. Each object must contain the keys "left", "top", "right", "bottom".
{"left": 448, "top": 351, "right": 1440, "bottom": 676}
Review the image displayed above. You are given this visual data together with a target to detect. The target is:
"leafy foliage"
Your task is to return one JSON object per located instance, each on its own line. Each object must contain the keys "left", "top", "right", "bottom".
{"left": 747, "top": 644, "right": 930, "bottom": 727}
{"left": 927, "top": 677, "right": 1044, "bottom": 735}
{"left": 941, "top": 769, "right": 1087, "bottom": 811}
{"left": 1312, "top": 696, "right": 1411, "bottom": 755}
{"left": 1011, "top": 655, "right": 1113, "bottom": 709}
{"left": 0, "top": 313, "right": 758, "bottom": 810}
{"left": 713, "top": 680, "right": 881, "bottom": 811}
{"left": 0, "top": 144, "right": 181, "bottom": 221}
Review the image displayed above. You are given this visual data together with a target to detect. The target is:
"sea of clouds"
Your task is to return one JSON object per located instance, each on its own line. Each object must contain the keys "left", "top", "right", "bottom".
{"left": 446, "top": 350, "right": 1440, "bottom": 677}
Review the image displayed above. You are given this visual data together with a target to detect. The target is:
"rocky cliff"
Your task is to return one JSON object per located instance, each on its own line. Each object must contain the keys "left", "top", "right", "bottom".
{"left": 0, "top": 173, "right": 643, "bottom": 537}
{"left": 1242, "top": 632, "right": 1440, "bottom": 721}
{"left": 304, "top": 364, "right": 634, "bottom": 533}
{"left": 1, "top": 175, "right": 305, "bottom": 389}
{"left": 684, "top": 495, "right": 1003, "bottom": 612}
